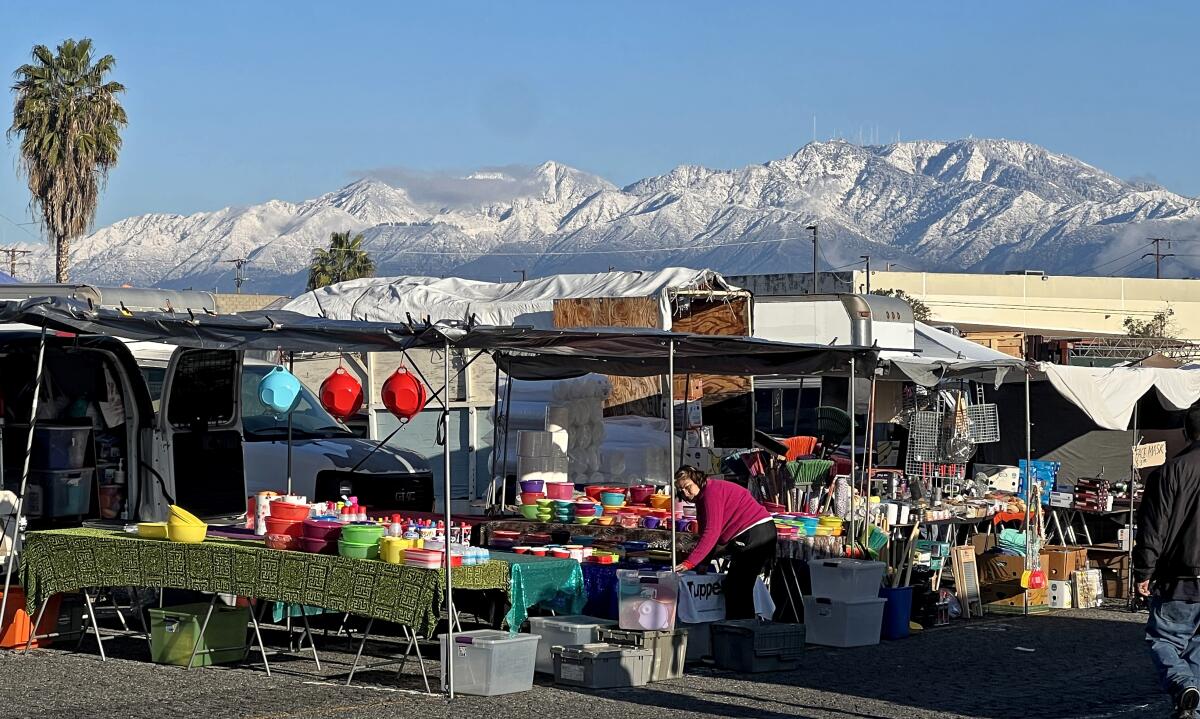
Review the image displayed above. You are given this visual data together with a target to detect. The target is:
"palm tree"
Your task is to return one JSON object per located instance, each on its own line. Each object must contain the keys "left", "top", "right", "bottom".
{"left": 9, "top": 38, "right": 127, "bottom": 282}
{"left": 307, "top": 230, "right": 376, "bottom": 291}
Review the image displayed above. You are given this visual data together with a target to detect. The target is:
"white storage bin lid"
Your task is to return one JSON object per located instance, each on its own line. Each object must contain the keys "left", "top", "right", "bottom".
{"left": 806, "top": 596, "right": 888, "bottom": 607}
{"left": 530, "top": 615, "right": 614, "bottom": 631}
{"left": 451, "top": 629, "right": 540, "bottom": 646}
{"left": 809, "top": 558, "right": 886, "bottom": 573}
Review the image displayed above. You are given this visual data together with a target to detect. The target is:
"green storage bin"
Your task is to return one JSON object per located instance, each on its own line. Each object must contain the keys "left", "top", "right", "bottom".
{"left": 149, "top": 603, "right": 249, "bottom": 667}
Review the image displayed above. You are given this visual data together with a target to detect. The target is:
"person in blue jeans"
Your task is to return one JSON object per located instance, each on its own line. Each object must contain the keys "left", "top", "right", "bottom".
{"left": 1136, "top": 405, "right": 1200, "bottom": 719}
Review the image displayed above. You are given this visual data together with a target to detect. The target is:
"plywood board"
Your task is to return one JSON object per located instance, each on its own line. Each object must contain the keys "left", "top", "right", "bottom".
{"left": 554, "top": 297, "right": 663, "bottom": 413}
{"left": 672, "top": 297, "right": 752, "bottom": 395}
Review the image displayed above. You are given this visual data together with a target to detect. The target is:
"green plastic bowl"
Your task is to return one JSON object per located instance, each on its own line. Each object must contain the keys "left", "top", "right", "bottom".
{"left": 520, "top": 504, "right": 541, "bottom": 520}
{"left": 338, "top": 539, "right": 380, "bottom": 560}
{"left": 340, "top": 523, "right": 385, "bottom": 544}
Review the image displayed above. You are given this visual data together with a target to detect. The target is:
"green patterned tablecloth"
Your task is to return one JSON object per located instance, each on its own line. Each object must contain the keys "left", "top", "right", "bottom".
{"left": 493, "top": 553, "right": 586, "bottom": 631}
{"left": 20, "top": 528, "right": 508, "bottom": 637}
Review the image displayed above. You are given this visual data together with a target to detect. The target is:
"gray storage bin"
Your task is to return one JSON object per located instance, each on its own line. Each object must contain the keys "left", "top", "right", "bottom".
{"left": 596, "top": 626, "right": 687, "bottom": 682}
{"left": 711, "top": 619, "right": 804, "bottom": 673}
{"left": 528, "top": 615, "right": 616, "bottom": 674}
{"left": 551, "top": 643, "right": 653, "bottom": 688}
{"left": 37, "top": 468, "right": 94, "bottom": 517}
{"left": 679, "top": 620, "right": 712, "bottom": 663}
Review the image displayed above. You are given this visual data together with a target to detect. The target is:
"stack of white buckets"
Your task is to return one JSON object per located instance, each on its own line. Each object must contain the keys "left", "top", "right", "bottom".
{"left": 516, "top": 404, "right": 570, "bottom": 485}
{"left": 802, "top": 558, "right": 887, "bottom": 647}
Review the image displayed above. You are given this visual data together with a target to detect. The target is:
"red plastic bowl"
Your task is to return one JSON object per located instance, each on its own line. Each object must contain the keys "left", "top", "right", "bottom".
{"left": 270, "top": 500, "right": 311, "bottom": 521}
{"left": 264, "top": 516, "right": 304, "bottom": 538}
{"left": 545, "top": 482, "right": 575, "bottom": 500}
{"left": 520, "top": 492, "right": 546, "bottom": 505}
{"left": 264, "top": 533, "right": 298, "bottom": 551}
{"left": 303, "top": 518, "right": 342, "bottom": 541}
{"left": 628, "top": 485, "right": 655, "bottom": 505}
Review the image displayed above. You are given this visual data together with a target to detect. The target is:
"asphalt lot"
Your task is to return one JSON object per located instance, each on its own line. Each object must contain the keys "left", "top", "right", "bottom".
{"left": 0, "top": 606, "right": 1166, "bottom": 719}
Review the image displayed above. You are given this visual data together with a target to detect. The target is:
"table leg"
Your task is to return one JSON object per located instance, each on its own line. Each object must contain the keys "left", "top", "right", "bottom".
{"left": 299, "top": 607, "right": 321, "bottom": 671}
{"left": 131, "top": 588, "right": 152, "bottom": 651}
{"left": 23, "top": 599, "right": 50, "bottom": 654}
{"left": 346, "top": 617, "right": 374, "bottom": 686}
{"left": 1080, "top": 515, "right": 1094, "bottom": 546}
{"left": 81, "top": 590, "right": 107, "bottom": 662}
{"left": 186, "top": 595, "right": 218, "bottom": 670}
{"left": 246, "top": 598, "right": 271, "bottom": 677}
{"left": 397, "top": 625, "right": 432, "bottom": 694}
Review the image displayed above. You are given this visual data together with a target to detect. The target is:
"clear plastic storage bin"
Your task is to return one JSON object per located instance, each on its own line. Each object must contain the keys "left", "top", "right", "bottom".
{"left": 617, "top": 569, "right": 679, "bottom": 631}
{"left": 440, "top": 630, "right": 540, "bottom": 696}
{"left": 527, "top": 615, "right": 616, "bottom": 674}
{"left": 807, "top": 558, "right": 886, "bottom": 601}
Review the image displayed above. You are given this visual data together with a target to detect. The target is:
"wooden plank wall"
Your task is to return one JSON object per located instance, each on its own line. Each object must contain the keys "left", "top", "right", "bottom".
{"left": 553, "top": 296, "right": 663, "bottom": 415}
{"left": 671, "top": 297, "right": 751, "bottom": 395}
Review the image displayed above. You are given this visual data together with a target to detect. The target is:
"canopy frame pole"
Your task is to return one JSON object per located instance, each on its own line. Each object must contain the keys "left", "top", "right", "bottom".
{"left": 286, "top": 351, "right": 295, "bottom": 496}
{"left": 669, "top": 340, "right": 677, "bottom": 569}
{"left": 1128, "top": 403, "right": 1139, "bottom": 611}
{"left": 497, "top": 362, "right": 514, "bottom": 516}
{"left": 848, "top": 356, "right": 857, "bottom": 556}
{"left": 441, "top": 339, "right": 455, "bottom": 698}
{"left": 1023, "top": 369, "right": 1032, "bottom": 617}
{"left": 0, "top": 325, "right": 48, "bottom": 638}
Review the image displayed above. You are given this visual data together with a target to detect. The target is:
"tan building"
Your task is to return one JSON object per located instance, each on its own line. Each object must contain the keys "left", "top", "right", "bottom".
{"left": 854, "top": 270, "right": 1200, "bottom": 340}
{"left": 213, "top": 293, "right": 288, "bottom": 314}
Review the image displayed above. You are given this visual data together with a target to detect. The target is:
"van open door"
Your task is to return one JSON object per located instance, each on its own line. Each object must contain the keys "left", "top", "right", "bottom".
{"left": 154, "top": 348, "right": 247, "bottom": 517}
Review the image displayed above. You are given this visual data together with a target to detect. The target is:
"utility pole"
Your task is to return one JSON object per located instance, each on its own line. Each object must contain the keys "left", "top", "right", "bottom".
{"left": 1142, "top": 238, "right": 1174, "bottom": 279}
{"left": 223, "top": 258, "right": 251, "bottom": 293}
{"left": 1, "top": 248, "right": 31, "bottom": 279}
{"left": 514, "top": 269, "right": 526, "bottom": 283}
{"left": 806, "top": 224, "right": 819, "bottom": 294}
{"left": 860, "top": 255, "right": 872, "bottom": 294}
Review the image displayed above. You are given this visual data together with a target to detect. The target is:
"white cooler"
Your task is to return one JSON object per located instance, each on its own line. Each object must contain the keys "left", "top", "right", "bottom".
{"left": 807, "top": 558, "right": 886, "bottom": 601}
{"left": 802, "top": 596, "right": 886, "bottom": 648}
{"left": 440, "top": 630, "right": 540, "bottom": 696}
{"left": 527, "top": 615, "right": 616, "bottom": 674}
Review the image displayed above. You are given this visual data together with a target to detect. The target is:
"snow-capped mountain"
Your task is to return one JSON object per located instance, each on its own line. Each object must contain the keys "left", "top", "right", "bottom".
{"left": 20, "top": 140, "right": 1200, "bottom": 294}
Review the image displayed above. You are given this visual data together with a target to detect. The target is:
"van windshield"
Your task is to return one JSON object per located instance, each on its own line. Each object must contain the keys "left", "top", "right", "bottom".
{"left": 240, "top": 364, "right": 353, "bottom": 441}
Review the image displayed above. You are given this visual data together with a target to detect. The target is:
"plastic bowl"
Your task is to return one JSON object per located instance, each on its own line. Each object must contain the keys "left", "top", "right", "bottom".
{"left": 520, "top": 492, "right": 545, "bottom": 505}
{"left": 648, "top": 494, "right": 673, "bottom": 510}
{"left": 166, "top": 523, "right": 207, "bottom": 544}
{"left": 340, "top": 523, "right": 385, "bottom": 544}
{"left": 137, "top": 522, "right": 168, "bottom": 539}
{"left": 269, "top": 500, "right": 311, "bottom": 521}
{"left": 519, "top": 479, "right": 545, "bottom": 493}
{"left": 642, "top": 517, "right": 661, "bottom": 529}
{"left": 264, "top": 533, "right": 297, "bottom": 551}
{"left": 535, "top": 498, "right": 554, "bottom": 508}
{"left": 512, "top": 546, "right": 530, "bottom": 554}
{"left": 545, "top": 482, "right": 575, "bottom": 500}
{"left": 575, "top": 516, "right": 596, "bottom": 525}
{"left": 169, "top": 505, "right": 204, "bottom": 526}
{"left": 628, "top": 485, "right": 655, "bottom": 505}
{"left": 302, "top": 518, "right": 342, "bottom": 540}
{"left": 520, "top": 504, "right": 541, "bottom": 520}
{"left": 338, "top": 539, "right": 380, "bottom": 560}
{"left": 264, "top": 516, "right": 304, "bottom": 538}
{"left": 600, "top": 492, "right": 627, "bottom": 507}
{"left": 298, "top": 536, "right": 335, "bottom": 554}
{"left": 530, "top": 548, "right": 547, "bottom": 557}
{"left": 594, "top": 515, "right": 615, "bottom": 526}
{"left": 603, "top": 503, "right": 626, "bottom": 515}
{"left": 550, "top": 549, "right": 571, "bottom": 559}
{"left": 573, "top": 502, "right": 598, "bottom": 517}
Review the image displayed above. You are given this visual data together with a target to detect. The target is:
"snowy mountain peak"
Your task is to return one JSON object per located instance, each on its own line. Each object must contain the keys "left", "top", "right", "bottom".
{"left": 23, "top": 138, "right": 1200, "bottom": 293}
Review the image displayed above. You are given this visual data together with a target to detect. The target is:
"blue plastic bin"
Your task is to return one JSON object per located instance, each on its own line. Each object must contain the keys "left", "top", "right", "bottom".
{"left": 879, "top": 585, "right": 913, "bottom": 640}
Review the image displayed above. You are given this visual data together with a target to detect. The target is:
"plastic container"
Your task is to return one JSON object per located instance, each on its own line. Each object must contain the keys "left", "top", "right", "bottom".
{"left": 628, "top": 485, "right": 655, "bottom": 505}
{"left": 679, "top": 620, "right": 711, "bottom": 662}
{"left": 596, "top": 627, "right": 688, "bottom": 682}
{"left": 302, "top": 518, "right": 342, "bottom": 541}
{"left": 264, "top": 533, "right": 297, "bottom": 550}
{"left": 710, "top": 619, "right": 805, "bottom": 673}
{"left": 269, "top": 500, "right": 310, "bottom": 521}
{"left": 879, "top": 586, "right": 913, "bottom": 640}
{"left": 22, "top": 425, "right": 92, "bottom": 470}
{"left": 520, "top": 480, "right": 545, "bottom": 493}
{"left": 439, "top": 629, "right": 540, "bottom": 696}
{"left": 137, "top": 522, "right": 168, "bottom": 539}
{"left": 617, "top": 569, "right": 678, "bottom": 631}
{"left": 519, "top": 505, "right": 541, "bottom": 520}
{"left": 30, "top": 469, "right": 94, "bottom": 517}
{"left": 527, "top": 615, "right": 617, "bottom": 674}
{"left": 149, "top": 603, "right": 249, "bottom": 667}
{"left": 648, "top": 494, "right": 673, "bottom": 510}
{"left": 263, "top": 516, "right": 303, "bottom": 538}
{"left": 166, "top": 523, "right": 207, "bottom": 544}
{"left": 551, "top": 643, "right": 653, "bottom": 688}
{"left": 340, "top": 523, "right": 385, "bottom": 544}
{"left": 600, "top": 491, "right": 627, "bottom": 507}
{"left": 338, "top": 540, "right": 380, "bottom": 560}
{"left": 801, "top": 597, "right": 886, "bottom": 648}
{"left": 807, "top": 558, "right": 886, "bottom": 601}
{"left": 298, "top": 536, "right": 335, "bottom": 554}
{"left": 545, "top": 482, "right": 575, "bottom": 500}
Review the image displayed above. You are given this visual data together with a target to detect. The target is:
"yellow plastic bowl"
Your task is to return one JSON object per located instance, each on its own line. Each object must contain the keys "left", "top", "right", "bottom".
{"left": 169, "top": 505, "right": 205, "bottom": 526}
{"left": 137, "top": 522, "right": 169, "bottom": 539}
{"left": 166, "top": 522, "right": 208, "bottom": 544}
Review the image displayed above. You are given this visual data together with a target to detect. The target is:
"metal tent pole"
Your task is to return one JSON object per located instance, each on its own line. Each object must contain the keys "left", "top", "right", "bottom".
{"left": 668, "top": 340, "right": 677, "bottom": 569}
{"left": 1128, "top": 404, "right": 1139, "bottom": 611}
{"left": 1023, "top": 370, "right": 1032, "bottom": 617}
{"left": 0, "top": 326, "right": 48, "bottom": 638}
{"left": 286, "top": 352, "right": 294, "bottom": 496}
{"left": 848, "top": 357, "right": 857, "bottom": 556}
{"left": 442, "top": 340, "right": 455, "bottom": 699}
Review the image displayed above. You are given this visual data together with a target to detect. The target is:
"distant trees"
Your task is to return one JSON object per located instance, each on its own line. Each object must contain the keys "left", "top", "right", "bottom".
{"left": 9, "top": 39, "right": 127, "bottom": 282}
{"left": 870, "top": 288, "right": 931, "bottom": 322}
{"left": 1124, "top": 309, "right": 1178, "bottom": 339}
{"left": 307, "top": 231, "right": 375, "bottom": 291}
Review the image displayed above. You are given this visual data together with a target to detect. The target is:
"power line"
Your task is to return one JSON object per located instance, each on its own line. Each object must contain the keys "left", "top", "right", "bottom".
{"left": 1081, "top": 242, "right": 1152, "bottom": 275}
{"left": 0, "top": 213, "right": 40, "bottom": 240}
{"left": 377, "top": 236, "right": 808, "bottom": 257}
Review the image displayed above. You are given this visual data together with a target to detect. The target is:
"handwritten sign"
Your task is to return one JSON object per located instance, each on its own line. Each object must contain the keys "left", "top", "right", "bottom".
{"left": 1133, "top": 442, "right": 1167, "bottom": 469}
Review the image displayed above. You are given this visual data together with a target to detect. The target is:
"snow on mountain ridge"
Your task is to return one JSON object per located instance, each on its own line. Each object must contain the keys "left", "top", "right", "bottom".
{"left": 23, "top": 138, "right": 1200, "bottom": 293}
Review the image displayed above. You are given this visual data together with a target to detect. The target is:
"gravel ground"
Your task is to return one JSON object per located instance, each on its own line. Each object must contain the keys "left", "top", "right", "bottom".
{"left": 0, "top": 606, "right": 1167, "bottom": 719}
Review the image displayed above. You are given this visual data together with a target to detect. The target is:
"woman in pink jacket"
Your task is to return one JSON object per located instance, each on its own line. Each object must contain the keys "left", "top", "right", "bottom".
{"left": 673, "top": 465, "right": 775, "bottom": 619}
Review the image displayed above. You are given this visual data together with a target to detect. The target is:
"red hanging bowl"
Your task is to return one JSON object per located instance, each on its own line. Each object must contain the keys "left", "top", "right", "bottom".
{"left": 319, "top": 367, "right": 364, "bottom": 420}
{"left": 381, "top": 367, "right": 427, "bottom": 421}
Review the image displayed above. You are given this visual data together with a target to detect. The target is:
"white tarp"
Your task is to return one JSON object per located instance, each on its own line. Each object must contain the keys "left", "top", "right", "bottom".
{"left": 283, "top": 268, "right": 739, "bottom": 330}
{"left": 1039, "top": 362, "right": 1200, "bottom": 430}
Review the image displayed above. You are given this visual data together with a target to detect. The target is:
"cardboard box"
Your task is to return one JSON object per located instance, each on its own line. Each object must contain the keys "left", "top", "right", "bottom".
{"left": 1048, "top": 491, "right": 1074, "bottom": 509}
{"left": 980, "top": 553, "right": 1051, "bottom": 583}
{"left": 971, "top": 534, "right": 998, "bottom": 557}
{"left": 1088, "top": 552, "right": 1131, "bottom": 600}
{"left": 1044, "top": 546, "right": 1089, "bottom": 581}
{"left": 980, "top": 581, "right": 1048, "bottom": 614}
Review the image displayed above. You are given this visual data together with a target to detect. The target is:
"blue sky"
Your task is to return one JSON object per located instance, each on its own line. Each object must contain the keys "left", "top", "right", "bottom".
{"left": 2, "top": 1, "right": 1198, "bottom": 244}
